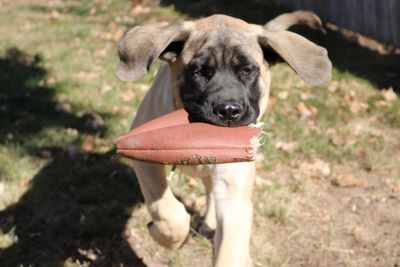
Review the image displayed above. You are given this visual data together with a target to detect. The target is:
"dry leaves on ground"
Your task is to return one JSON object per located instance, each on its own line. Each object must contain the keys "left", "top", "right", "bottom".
{"left": 277, "top": 90, "right": 289, "bottom": 100}
{"left": 121, "top": 90, "right": 135, "bottom": 102}
{"left": 326, "top": 127, "right": 358, "bottom": 147}
{"left": 341, "top": 91, "right": 369, "bottom": 114}
{"left": 130, "top": 4, "right": 153, "bottom": 16}
{"left": 381, "top": 87, "right": 397, "bottom": 102}
{"left": 296, "top": 102, "right": 318, "bottom": 119}
{"left": 275, "top": 140, "right": 298, "bottom": 153}
{"left": 375, "top": 87, "right": 398, "bottom": 108}
{"left": 331, "top": 173, "right": 365, "bottom": 187}
{"left": 297, "top": 158, "right": 331, "bottom": 179}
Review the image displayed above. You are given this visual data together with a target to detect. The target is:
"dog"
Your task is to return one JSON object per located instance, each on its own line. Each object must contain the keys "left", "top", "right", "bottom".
{"left": 115, "top": 11, "right": 331, "bottom": 267}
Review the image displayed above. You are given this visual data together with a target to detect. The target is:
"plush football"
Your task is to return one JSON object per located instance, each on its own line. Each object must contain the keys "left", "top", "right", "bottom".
{"left": 116, "top": 109, "right": 262, "bottom": 165}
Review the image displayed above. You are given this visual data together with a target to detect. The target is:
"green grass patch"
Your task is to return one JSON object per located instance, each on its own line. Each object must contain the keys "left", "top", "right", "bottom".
{"left": 0, "top": 0, "right": 399, "bottom": 265}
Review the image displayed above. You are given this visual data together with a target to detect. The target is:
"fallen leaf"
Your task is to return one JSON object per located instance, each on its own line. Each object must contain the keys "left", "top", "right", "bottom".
{"left": 89, "top": 7, "right": 96, "bottom": 15}
{"left": 114, "top": 16, "right": 123, "bottom": 23}
{"left": 331, "top": 173, "right": 364, "bottom": 187}
{"left": 82, "top": 137, "right": 95, "bottom": 151}
{"left": 24, "top": 21, "right": 33, "bottom": 31}
{"left": 77, "top": 248, "right": 98, "bottom": 261}
{"left": 349, "top": 101, "right": 369, "bottom": 114}
{"left": 136, "top": 83, "right": 149, "bottom": 92}
{"left": 65, "top": 128, "right": 78, "bottom": 137}
{"left": 328, "top": 131, "right": 358, "bottom": 146}
{"left": 98, "top": 144, "right": 111, "bottom": 153}
{"left": 294, "top": 79, "right": 306, "bottom": 88}
{"left": 76, "top": 71, "right": 100, "bottom": 80}
{"left": 20, "top": 179, "right": 32, "bottom": 187}
{"left": 328, "top": 80, "right": 339, "bottom": 92}
{"left": 49, "top": 10, "right": 61, "bottom": 20}
{"left": 46, "top": 76, "right": 57, "bottom": 86}
{"left": 275, "top": 141, "right": 298, "bottom": 153}
{"left": 113, "top": 29, "right": 124, "bottom": 42}
{"left": 347, "top": 119, "right": 383, "bottom": 137}
{"left": 341, "top": 91, "right": 369, "bottom": 114}
{"left": 300, "top": 92, "right": 314, "bottom": 100}
{"left": 374, "top": 100, "right": 393, "bottom": 108}
{"left": 94, "top": 48, "right": 107, "bottom": 59}
{"left": 307, "top": 120, "right": 321, "bottom": 134}
{"left": 121, "top": 90, "right": 135, "bottom": 102}
{"left": 277, "top": 90, "right": 289, "bottom": 100}
{"left": 296, "top": 102, "right": 318, "bottom": 119}
{"left": 299, "top": 158, "right": 331, "bottom": 178}
{"left": 101, "top": 83, "right": 112, "bottom": 94}
{"left": 390, "top": 183, "right": 400, "bottom": 193}
{"left": 98, "top": 31, "right": 113, "bottom": 40}
{"left": 111, "top": 106, "right": 131, "bottom": 116}
{"left": 107, "top": 21, "right": 118, "bottom": 31}
{"left": 381, "top": 87, "right": 397, "bottom": 102}
{"left": 130, "top": 4, "right": 152, "bottom": 16}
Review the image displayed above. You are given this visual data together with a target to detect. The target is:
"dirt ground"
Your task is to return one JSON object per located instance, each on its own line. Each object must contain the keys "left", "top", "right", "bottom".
{"left": 0, "top": 0, "right": 399, "bottom": 266}
{"left": 124, "top": 152, "right": 400, "bottom": 267}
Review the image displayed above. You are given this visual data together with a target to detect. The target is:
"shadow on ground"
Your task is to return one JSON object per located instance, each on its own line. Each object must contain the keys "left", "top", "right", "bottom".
{"left": 0, "top": 48, "right": 145, "bottom": 266}
{"left": 0, "top": 48, "right": 109, "bottom": 144}
{"left": 161, "top": 0, "right": 400, "bottom": 92}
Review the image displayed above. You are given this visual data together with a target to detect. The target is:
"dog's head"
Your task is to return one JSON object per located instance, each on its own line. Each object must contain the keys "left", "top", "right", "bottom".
{"left": 116, "top": 14, "right": 331, "bottom": 126}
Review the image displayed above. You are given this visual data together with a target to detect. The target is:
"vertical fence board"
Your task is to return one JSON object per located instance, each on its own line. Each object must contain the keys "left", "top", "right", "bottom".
{"left": 272, "top": 0, "right": 400, "bottom": 47}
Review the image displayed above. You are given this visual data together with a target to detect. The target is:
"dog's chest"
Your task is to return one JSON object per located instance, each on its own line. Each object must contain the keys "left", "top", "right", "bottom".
{"left": 178, "top": 164, "right": 216, "bottom": 178}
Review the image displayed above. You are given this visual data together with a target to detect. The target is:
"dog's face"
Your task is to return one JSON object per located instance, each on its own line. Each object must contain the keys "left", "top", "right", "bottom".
{"left": 178, "top": 27, "right": 265, "bottom": 126}
{"left": 116, "top": 15, "right": 331, "bottom": 126}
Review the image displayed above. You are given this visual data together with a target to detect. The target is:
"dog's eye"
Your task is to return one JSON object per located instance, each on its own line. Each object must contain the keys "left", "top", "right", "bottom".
{"left": 188, "top": 63, "right": 213, "bottom": 81}
{"left": 239, "top": 66, "right": 252, "bottom": 76}
{"left": 192, "top": 68, "right": 204, "bottom": 77}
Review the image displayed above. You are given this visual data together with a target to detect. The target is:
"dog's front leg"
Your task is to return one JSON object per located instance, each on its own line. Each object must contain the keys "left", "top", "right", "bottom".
{"left": 212, "top": 162, "right": 255, "bottom": 267}
{"left": 199, "top": 175, "right": 217, "bottom": 235}
{"left": 132, "top": 161, "right": 191, "bottom": 249}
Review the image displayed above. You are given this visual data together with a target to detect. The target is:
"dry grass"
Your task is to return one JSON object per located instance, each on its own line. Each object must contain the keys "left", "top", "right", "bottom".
{"left": 0, "top": 0, "right": 400, "bottom": 266}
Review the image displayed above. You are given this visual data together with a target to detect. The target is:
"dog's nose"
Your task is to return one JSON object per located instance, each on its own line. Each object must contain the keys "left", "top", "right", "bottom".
{"left": 214, "top": 101, "right": 243, "bottom": 123}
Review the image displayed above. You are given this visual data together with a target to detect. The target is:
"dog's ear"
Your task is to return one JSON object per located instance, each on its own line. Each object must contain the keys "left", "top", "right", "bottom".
{"left": 264, "top": 11, "right": 324, "bottom": 32}
{"left": 258, "top": 31, "right": 332, "bottom": 85}
{"left": 116, "top": 22, "right": 191, "bottom": 82}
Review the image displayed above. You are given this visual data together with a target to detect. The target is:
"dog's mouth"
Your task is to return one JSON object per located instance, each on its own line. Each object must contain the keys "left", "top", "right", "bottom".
{"left": 184, "top": 102, "right": 257, "bottom": 127}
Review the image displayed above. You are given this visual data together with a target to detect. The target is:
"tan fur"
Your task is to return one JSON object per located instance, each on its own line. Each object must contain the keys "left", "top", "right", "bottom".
{"left": 116, "top": 12, "right": 331, "bottom": 267}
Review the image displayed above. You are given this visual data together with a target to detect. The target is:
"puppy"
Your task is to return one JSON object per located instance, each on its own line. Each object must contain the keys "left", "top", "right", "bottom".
{"left": 116, "top": 11, "right": 331, "bottom": 267}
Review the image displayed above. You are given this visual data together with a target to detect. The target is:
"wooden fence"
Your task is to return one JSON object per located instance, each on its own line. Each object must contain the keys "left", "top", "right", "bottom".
{"left": 272, "top": 0, "right": 400, "bottom": 47}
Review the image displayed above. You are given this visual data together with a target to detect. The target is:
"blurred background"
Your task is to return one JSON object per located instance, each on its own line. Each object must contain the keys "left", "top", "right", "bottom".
{"left": 0, "top": 0, "right": 399, "bottom": 266}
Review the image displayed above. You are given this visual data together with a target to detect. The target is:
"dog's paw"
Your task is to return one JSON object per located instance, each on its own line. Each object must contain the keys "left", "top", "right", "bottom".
{"left": 147, "top": 218, "right": 190, "bottom": 249}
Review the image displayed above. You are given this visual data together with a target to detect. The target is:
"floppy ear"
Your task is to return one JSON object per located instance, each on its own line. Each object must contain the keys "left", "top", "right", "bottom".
{"left": 258, "top": 30, "right": 332, "bottom": 85}
{"left": 116, "top": 22, "right": 191, "bottom": 82}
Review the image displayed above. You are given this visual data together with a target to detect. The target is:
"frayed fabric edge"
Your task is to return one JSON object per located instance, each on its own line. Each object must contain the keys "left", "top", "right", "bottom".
{"left": 248, "top": 123, "right": 268, "bottom": 158}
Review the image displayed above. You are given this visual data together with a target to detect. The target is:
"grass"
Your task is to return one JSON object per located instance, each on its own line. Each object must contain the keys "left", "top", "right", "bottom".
{"left": 1, "top": 0, "right": 400, "bottom": 266}
{"left": 255, "top": 181, "right": 296, "bottom": 224}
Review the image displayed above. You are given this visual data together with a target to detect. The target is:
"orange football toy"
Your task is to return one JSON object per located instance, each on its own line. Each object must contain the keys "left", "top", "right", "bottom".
{"left": 116, "top": 109, "right": 262, "bottom": 165}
